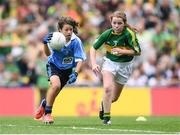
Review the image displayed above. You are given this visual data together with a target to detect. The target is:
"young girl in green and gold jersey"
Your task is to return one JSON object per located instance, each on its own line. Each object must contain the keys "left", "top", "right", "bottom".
{"left": 90, "top": 11, "right": 141, "bottom": 125}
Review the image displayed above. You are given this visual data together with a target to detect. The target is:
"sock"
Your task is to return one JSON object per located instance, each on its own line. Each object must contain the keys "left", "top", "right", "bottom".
{"left": 99, "top": 101, "right": 104, "bottom": 120}
{"left": 41, "top": 98, "right": 46, "bottom": 108}
{"left": 45, "top": 106, "right": 52, "bottom": 114}
{"left": 104, "top": 112, "right": 111, "bottom": 120}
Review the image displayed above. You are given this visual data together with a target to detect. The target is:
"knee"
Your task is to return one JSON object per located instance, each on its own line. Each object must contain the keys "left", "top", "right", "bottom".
{"left": 51, "top": 83, "right": 61, "bottom": 91}
{"left": 104, "top": 87, "right": 112, "bottom": 97}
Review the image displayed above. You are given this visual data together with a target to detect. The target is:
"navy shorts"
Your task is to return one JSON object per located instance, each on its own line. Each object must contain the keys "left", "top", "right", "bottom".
{"left": 46, "top": 63, "right": 72, "bottom": 89}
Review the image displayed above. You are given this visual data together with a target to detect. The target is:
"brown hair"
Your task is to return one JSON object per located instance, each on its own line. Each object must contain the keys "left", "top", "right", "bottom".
{"left": 110, "top": 11, "right": 138, "bottom": 32}
{"left": 58, "top": 16, "right": 79, "bottom": 34}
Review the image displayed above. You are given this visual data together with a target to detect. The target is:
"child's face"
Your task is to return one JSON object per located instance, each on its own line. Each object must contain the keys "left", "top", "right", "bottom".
{"left": 111, "top": 17, "right": 125, "bottom": 33}
{"left": 60, "top": 24, "right": 73, "bottom": 42}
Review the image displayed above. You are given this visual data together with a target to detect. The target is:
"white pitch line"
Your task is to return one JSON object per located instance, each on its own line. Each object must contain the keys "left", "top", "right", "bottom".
{"left": 63, "top": 126, "right": 177, "bottom": 134}
{"left": 0, "top": 124, "right": 179, "bottom": 134}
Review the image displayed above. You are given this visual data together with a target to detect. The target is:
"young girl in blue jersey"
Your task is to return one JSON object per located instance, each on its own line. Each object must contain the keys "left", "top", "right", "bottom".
{"left": 34, "top": 16, "right": 86, "bottom": 124}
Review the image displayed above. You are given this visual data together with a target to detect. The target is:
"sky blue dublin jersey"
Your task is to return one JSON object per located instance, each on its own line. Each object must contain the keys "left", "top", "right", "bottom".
{"left": 47, "top": 33, "right": 86, "bottom": 70}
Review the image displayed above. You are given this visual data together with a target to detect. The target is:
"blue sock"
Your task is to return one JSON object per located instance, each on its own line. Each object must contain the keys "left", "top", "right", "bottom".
{"left": 45, "top": 106, "right": 52, "bottom": 114}
{"left": 41, "top": 98, "right": 46, "bottom": 108}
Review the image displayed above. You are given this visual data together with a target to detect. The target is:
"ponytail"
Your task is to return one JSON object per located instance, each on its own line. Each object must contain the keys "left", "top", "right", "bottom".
{"left": 126, "top": 23, "right": 139, "bottom": 33}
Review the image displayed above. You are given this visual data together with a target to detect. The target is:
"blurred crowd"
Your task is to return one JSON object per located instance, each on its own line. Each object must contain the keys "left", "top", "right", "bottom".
{"left": 0, "top": 0, "right": 180, "bottom": 89}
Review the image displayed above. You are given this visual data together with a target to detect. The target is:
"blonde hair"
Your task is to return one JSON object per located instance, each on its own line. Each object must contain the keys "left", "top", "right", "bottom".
{"left": 110, "top": 11, "right": 137, "bottom": 32}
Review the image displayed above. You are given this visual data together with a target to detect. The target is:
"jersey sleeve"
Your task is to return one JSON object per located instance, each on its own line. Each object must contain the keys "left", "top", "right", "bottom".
{"left": 126, "top": 28, "right": 141, "bottom": 55}
{"left": 74, "top": 39, "right": 86, "bottom": 62}
{"left": 93, "top": 29, "right": 112, "bottom": 50}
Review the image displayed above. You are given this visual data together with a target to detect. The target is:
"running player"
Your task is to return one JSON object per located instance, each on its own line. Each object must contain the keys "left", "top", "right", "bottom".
{"left": 90, "top": 10, "right": 141, "bottom": 125}
{"left": 34, "top": 16, "right": 86, "bottom": 124}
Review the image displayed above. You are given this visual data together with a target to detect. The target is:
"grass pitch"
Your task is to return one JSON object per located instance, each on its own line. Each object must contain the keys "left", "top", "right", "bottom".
{"left": 0, "top": 116, "right": 180, "bottom": 134}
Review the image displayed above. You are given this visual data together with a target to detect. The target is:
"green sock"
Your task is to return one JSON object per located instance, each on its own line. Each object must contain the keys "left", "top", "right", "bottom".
{"left": 104, "top": 112, "right": 111, "bottom": 120}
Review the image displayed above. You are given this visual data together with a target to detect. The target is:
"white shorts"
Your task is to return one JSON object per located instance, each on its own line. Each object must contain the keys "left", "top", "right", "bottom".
{"left": 102, "top": 57, "right": 133, "bottom": 85}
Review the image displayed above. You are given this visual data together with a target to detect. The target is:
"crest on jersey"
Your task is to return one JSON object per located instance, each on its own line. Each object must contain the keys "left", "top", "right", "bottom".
{"left": 62, "top": 57, "right": 73, "bottom": 64}
{"left": 113, "top": 40, "right": 118, "bottom": 46}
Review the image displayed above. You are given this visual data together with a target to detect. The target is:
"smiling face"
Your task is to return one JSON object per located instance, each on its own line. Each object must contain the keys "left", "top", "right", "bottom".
{"left": 111, "top": 17, "right": 125, "bottom": 33}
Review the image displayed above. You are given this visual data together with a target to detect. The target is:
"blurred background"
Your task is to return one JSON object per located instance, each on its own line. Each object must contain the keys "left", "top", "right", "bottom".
{"left": 0, "top": 0, "right": 180, "bottom": 117}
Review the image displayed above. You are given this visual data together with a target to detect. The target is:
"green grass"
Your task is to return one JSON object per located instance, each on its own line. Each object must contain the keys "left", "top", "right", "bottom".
{"left": 0, "top": 116, "right": 180, "bottom": 134}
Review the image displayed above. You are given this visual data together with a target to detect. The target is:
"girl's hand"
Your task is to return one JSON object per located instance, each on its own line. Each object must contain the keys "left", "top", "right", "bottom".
{"left": 112, "top": 48, "right": 135, "bottom": 56}
{"left": 111, "top": 48, "right": 123, "bottom": 56}
{"left": 43, "top": 33, "right": 53, "bottom": 45}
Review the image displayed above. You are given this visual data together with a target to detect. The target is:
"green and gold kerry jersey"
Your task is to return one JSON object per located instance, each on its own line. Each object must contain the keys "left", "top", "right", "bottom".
{"left": 93, "top": 27, "right": 141, "bottom": 62}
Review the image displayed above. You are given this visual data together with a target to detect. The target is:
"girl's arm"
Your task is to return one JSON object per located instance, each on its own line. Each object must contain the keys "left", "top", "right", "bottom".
{"left": 90, "top": 46, "right": 101, "bottom": 75}
{"left": 75, "top": 61, "right": 83, "bottom": 73}
{"left": 44, "top": 45, "right": 51, "bottom": 56}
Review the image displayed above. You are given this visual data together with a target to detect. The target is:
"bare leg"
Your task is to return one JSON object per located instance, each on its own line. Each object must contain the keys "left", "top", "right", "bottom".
{"left": 43, "top": 75, "right": 62, "bottom": 124}
{"left": 102, "top": 70, "right": 114, "bottom": 114}
{"left": 111, "top": 82, "right": 124, "bottom": 103}
{"left": 46, "top": 75, "right": 61, "bottom": 107}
